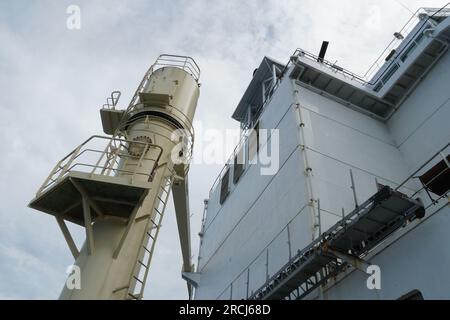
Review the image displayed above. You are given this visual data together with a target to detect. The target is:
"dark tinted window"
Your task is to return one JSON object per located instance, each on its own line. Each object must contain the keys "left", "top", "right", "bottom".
{"left": 233, "top": 147, "right": 245, "bottom": 184}
{"left": 219, "top": 168, "right": 230, "bottom": 205}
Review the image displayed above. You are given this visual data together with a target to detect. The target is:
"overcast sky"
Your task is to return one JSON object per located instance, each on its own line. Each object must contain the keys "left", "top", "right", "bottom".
{"left": 0, "top": 0, "right": 447, "bottom": 299}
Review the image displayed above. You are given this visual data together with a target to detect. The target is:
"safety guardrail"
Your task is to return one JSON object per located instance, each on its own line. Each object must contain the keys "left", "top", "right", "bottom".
{"left": 36, "top": 135, "right": 163, "bottom": 197}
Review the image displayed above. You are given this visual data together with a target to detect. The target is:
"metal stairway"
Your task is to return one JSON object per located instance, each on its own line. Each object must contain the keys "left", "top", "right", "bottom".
{"left": 248, "top": 185, "right": 425, "bottom": 300}
{"left": 127, "top": 175, "right": 174, "bottom": 300}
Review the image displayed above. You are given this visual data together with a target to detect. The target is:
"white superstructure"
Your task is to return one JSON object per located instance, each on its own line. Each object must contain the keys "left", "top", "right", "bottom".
{"left": 194, "top": 6, "right": 450, "bottom": 300}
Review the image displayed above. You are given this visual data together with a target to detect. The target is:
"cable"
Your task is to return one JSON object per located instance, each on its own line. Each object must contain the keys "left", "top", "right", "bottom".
{"left": 394, "top": 0, "right": 416, "bottom": 15}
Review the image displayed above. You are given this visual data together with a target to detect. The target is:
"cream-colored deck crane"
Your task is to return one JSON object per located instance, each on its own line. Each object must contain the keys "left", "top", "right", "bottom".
{"left": 28, "top": 55, "right": 201, "bottom": 299}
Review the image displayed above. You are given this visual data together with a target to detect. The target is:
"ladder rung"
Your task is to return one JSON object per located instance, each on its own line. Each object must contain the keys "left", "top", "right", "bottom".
{"left": 133, "top": 276, "right": 144, "bottom": 284}
{"left": 143, "top": 246, "right": 151, "bottom": 253}
{"left": 112, "top": 285, "right": 129, "bottom": 294}
{"left": 128, "top": 293, "right": 140, "bottom": 300}
{"left": 126, "top": 177, "right": 172, "bottom": 300}
{"left": 135, "top": 214, "right": 151, "bottom": 222}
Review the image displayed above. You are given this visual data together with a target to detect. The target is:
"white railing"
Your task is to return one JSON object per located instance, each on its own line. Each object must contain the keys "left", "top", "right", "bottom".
{"left": 127, "top": 54, "right": 200, "bottom": 111}
{"left": 36, "top": 135, "right": 163, "bottom": 197}
{"left": 290, "top": 4, "right": 450, "bottom": 88}
{"left": 364, "top": 5, "right": 450, "bottom": 82}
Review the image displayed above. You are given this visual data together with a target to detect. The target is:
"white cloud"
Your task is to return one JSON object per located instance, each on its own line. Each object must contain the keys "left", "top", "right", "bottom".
{"left": 0, "top": 0, "right": 448, "bottom": 299}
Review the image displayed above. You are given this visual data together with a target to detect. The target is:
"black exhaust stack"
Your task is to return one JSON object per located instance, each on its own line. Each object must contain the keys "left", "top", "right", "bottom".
{"left": 317, "top": 41, "right": 329, "bottom": 63}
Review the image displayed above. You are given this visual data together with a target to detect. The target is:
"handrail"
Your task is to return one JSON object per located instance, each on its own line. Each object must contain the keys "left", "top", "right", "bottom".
{"left": 209, "top": 4, "right": 450, "bottom": 198}
{"left": 209, "top": 127, "right": 249, "bottom": 196}
{"left": 292, "top": 49, "right": 367, "bottom": 85}
{"left": 127, "top": 54, "right": 200, "bottom": 113}
{"left": 214, "top": 141, "right": 449, "bottom": 299}
{"left": 102, "top": 91, "right": 122, "bottom": 110}
{"left": 395, "top": 142, "right": 450, "bottom": 190}
{"left": 208, "top": 80, "right": 281, "bottom": 196}
{"left": 155, "top": 54, "right": 201, "bottom": 81}
{"left": 36, "top": 135, "right": 163, "bottom": 197}
{"left": 248, "top": 188, "right": 383, "bottom": 300}
{"left": 364, "top": 5, "right": 450, "bottom": 81}
{"left": 114, "top": 54, "right": 200, "bottom": 139}
{"left": 248, "top": 149, "right": 450, "bottom": 299}
{"left": 290, "top": 4, "right": 450, "bottom": 87}
{"left": 363, "top": 4, "right": 450, "bottom": 84}
{"left": 66, "top": 164, "right": 156, "bottom": 179}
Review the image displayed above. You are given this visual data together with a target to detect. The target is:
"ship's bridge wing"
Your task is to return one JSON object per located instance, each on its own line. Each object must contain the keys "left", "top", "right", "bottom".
{"left": 232, "top": 57, "right": 285, "bottom": 127}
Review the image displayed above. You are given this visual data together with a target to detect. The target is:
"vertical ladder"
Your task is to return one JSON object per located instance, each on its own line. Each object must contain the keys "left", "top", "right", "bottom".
{"left": 127, "top": 175, "right": 173, "bottom": 300}
{"left": 127, "top": 62, "right": 157, "bottom": 112}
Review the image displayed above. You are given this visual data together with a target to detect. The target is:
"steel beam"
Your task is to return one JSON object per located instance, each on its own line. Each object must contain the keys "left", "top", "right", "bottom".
{"left": 56, "top": 217, "right": 79, "bottom": 259}
{"left": 82, "top": 196, "right": 94, "bottom": 255}
{"left": 327, "top": 248, "right": 371, "bottom": 274}
{"left": 70, "top": 178, "right": 105, "bottom": 218}
{"left": 182, "top": 272, "right": 201, "bottom": 288}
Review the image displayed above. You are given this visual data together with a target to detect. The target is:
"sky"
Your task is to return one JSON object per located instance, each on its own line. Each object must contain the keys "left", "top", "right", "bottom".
{"left": 0, "top": 0, "right": 447, "bottom": 299}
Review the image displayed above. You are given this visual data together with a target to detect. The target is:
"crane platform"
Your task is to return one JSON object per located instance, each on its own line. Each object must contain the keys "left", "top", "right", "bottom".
{"left": 29, "top": 171, "right": 150, "bottom": 226}
{"left": 28, "top": 135, "right": 162, "bottom": 227}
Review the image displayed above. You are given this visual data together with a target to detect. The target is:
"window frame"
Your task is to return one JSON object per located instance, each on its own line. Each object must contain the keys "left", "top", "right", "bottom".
{"left": 233, "top": 146, "right": 245, "bottom": 184}
{"left": 219, "top": 167, "right": 231, "bottom": 205}
{"left": 248, "top": 122, "right": 260, "bottom": 162}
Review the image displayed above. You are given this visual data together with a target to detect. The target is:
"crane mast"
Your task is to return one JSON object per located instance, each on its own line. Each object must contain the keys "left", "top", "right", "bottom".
{"left": 28, "top": 55, "right": 201, "bottom": 299}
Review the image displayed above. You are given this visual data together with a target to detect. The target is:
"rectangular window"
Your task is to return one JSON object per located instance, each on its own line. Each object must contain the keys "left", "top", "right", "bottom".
{"left": 219, "top": 168, "right": 230, "bottom": 205}
{"left": 373, "top": 82, "right": 383, "bottom": 92}
{"left": 381, "top": 64, "right": 399, "bottom": 84}
{"left": 248, "top": 122, "right": 260, "bottom": 162}
{"left": 401, "top": 33, "right": 426, "bottom": 62}
{"left": 401, "top": 43, "right": 417, "bottom": 62}
{"left": 233, "top": 147, "right": 245, "bottom": 184}
{"left": 419, "top": 154, "right": 450, "bottom": 197}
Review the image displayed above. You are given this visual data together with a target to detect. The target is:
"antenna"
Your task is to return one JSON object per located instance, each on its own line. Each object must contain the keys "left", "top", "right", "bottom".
{"left": 394, "top": 0, "right": 415, "bottom": 15}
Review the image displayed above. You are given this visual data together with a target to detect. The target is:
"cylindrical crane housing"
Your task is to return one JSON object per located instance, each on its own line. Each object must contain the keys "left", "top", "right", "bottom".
{"left": 55, "top": 55, "right": 201, "bottom": 299}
